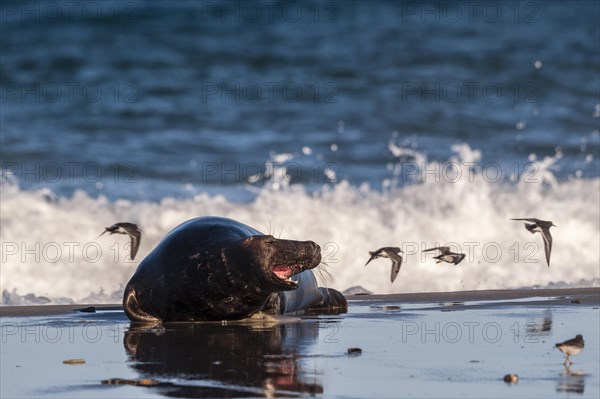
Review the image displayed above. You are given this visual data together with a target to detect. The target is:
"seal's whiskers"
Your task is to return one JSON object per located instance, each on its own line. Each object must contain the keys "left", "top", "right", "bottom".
{"left": 314, "top": 262, "right": 333, "bottom": 287}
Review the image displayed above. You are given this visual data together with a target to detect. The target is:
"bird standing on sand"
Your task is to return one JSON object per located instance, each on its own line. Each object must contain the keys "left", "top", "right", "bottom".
{"left": 99, "top": 223, "right": 142, "bottom": 260}
{"left": 365, "top": 247, "right": 404, "bottom": 283}
{"left": 511, "top": 218, "right": 556, "bottom": 266}
{"left": 422, "top": 246, "right": 465, "bottom": 265}
{"left": 555, "top": 335, "right": 584, "bottom": 366}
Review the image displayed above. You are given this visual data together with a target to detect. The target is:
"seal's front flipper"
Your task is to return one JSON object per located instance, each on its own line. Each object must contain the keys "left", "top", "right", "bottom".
{"left": 306, "top": 287, "right": 348, "bottom": 315}
{"left": 123, "top": 287, "right": 161, "bottom": 324}
{"left": 261, "top": 292, "right": 283, "bottom": 315}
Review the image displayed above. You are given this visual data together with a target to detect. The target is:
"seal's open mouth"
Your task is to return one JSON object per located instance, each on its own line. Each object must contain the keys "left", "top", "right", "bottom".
{"left": 271, "top": 265, "right": 298, "bottom": 282}
{"left": 245, "top": 235, "right": 321, "bottom": 290}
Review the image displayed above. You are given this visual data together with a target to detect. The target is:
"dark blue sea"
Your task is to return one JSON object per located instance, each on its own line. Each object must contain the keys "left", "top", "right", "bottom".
{"left": 1, "top": 0, "right": 599, "bottom": 301}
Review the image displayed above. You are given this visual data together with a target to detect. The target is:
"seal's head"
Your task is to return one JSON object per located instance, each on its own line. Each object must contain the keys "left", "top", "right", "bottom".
{"left": 232, "top": 235, "right": 322, "bottom": 291}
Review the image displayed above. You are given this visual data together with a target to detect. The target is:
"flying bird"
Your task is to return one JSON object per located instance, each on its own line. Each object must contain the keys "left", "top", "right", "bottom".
{"left": 555, "top": 335, "right": 584, "bottom": 366}
{"left": 365, "top": 247, "right": 404, "bottom": 283}
{"left": 511, "top": 218, "right": 556, "bottom": 266}
{"left": 422, "top": 246, "right": 465, "bottom": 265}
{"left": 99, "top": 222, "right": 142, "bottom": 260}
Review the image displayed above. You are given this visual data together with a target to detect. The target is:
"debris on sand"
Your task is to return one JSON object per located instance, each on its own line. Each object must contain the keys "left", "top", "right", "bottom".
{"left": 63, "top": 359, "right": 86, "bottom": 365}
{"left": 347, "top": 348, "right": 362, "bottom": 356}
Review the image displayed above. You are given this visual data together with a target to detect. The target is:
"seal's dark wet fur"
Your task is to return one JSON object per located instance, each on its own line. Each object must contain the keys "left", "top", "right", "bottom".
{"left": 123, "top": 217, "right": 323, "bottom": 322}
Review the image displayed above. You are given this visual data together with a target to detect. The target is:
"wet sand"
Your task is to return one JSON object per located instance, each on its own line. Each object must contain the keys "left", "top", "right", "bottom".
{"left": 1, "top": 287, "right": 599, "bottom": 398}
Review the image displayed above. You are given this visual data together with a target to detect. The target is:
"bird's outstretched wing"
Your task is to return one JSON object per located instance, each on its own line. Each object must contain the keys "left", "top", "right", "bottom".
{"left": 123, "top": 225, "right": 142, "bottom": 260}
{"left": 423, "top": 246, "right": 450, "bottom": 254}
{"left": 386, "top": 251, "right": 403, "bottom": 283}
{"left": 364, "top": 251, "right": 379, "bottom": 267}
{"left": 453, "top": 253, "right": 466, "bottom": 265}
{"left": 511, "top": 219, "right": 538, "bottom": 234}
{"left": 97, "top": 224, "right": 118, "bottom": 239}
{"left": 510, "top": 218, "right": 538, "bottom": 223}
{"left": 539, "top": 226, "right": 553, "bottom": 267}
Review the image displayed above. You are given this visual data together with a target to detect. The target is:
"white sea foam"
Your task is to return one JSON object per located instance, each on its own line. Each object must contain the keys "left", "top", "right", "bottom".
{"left": 1, "top": 145, "right": 599, "bottom": 305}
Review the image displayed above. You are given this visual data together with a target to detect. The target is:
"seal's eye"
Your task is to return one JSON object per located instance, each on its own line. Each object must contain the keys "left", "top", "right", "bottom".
{"left": 263, "top": 235, "right": 276, "bottom": 244}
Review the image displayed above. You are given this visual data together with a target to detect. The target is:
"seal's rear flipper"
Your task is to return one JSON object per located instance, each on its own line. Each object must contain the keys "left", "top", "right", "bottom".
{"left": 279, "top": 270, "right": 320, "bottom": 314}
{"left": 123, "top": 287, "right": 161, "bottom": 323}
{"left": 306, "top": 287, "right": 348, "bottom": 315}
{"left": 275, "top": 270, "right": 347, "bottom": 315}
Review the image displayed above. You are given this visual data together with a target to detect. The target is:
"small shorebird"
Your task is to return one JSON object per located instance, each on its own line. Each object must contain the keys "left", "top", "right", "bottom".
{"left": 555, "top": 335, "right": 584, "bottom": 366}
{"left": 511, "top": 218, "right": 556, "bottom": 266}
{"left": 99, "top": 223, "right": 142, "bottom": 260}
{"left": 365, "top": 247, "right": 404, "bottom": 283}
{"left": 422, "top": 246, "right": 465, "bottom": 265}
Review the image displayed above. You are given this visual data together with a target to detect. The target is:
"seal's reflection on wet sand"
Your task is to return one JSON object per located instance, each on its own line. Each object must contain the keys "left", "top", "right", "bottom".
{"left": 123, "top": 319, "right": 326, "bottom": 397}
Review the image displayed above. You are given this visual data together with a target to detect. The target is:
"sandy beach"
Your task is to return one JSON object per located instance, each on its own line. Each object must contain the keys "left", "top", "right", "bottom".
{"left": 1, "top": 287, "right": 598, "bottom": 398}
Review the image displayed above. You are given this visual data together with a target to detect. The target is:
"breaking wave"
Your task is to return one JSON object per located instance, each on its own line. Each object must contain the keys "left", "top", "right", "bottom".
{"left": 1, "top": 145, "right": 598, "bottom": 304}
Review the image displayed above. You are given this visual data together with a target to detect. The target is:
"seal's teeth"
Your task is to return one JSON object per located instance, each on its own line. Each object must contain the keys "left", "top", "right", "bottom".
{"left": 272, "top": 265, "right": 295, "bottom": 280}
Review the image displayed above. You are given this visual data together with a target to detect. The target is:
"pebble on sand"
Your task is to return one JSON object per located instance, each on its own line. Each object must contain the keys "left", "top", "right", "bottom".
{"left": 347, "top": 348, "right": 362, "bottom": 356}
{"left": 63, "top": 359, "right": 86, "bottom": 365}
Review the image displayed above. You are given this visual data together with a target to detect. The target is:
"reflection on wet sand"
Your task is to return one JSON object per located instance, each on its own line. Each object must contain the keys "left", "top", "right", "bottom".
{"left": 556, "top": 365, "right": 586, "bottom": 394}
{"left": 525, "top": 309, "right": 553, "bottom": 335}
{"left": 123, "top": 320, "right": 325, "bottom": 398}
